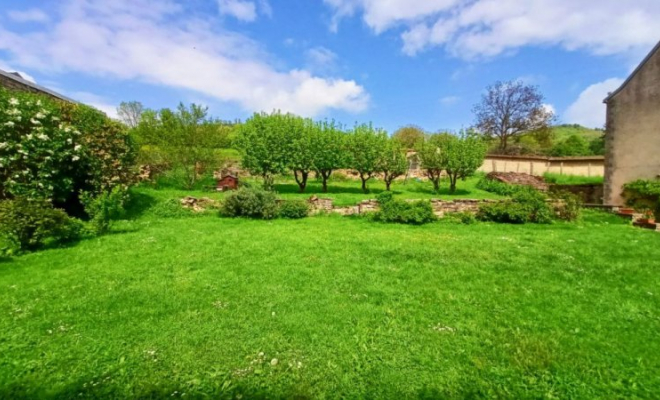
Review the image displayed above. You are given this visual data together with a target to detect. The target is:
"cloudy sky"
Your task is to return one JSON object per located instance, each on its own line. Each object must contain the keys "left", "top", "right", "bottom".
{"left": 1, "top": 0, "right": 659, "bottom": 132}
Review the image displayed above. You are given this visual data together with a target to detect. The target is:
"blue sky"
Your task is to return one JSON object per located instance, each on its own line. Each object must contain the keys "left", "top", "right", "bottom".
{"left": 1, "top": 0, "right": 659, "bottom": 133}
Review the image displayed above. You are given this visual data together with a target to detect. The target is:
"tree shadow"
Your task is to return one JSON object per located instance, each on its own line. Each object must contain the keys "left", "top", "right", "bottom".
{"left": 273, "top": 183, "right": 383, "bottom": 196}
{"left": 123, "top": 191, "right": 158, "bottom": 220}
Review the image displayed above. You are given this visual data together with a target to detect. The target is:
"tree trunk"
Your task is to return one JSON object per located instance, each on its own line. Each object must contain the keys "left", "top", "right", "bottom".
{"left": 432, "top": 178, "right": 440, "bottom": 192}
{"left": 294, "top": 170, "right": 308, "bottom": 193}
{"left": 499, "top": 135, "right": 508, "bottom": 153}
{"left": 360, "top": 173, "right": 369, "bottom": 193}
{"left": 320, "top": 170, "right": 331, "bottom": 193}
{"left": 385, "top": 180, "right": 392, "bottom": 191}
{"left": 263, "top": 173, "right": 274, "bottom": 191}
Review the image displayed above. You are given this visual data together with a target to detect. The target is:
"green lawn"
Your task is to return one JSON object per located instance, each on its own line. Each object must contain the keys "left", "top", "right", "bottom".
{"left": 151, "top": 175, "right": 504, "bottom": 207}
{"left": 1, "top": 199, "right": 660, "bottom": 399}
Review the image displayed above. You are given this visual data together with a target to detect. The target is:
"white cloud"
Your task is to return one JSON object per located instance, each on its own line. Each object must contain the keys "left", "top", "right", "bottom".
{"left": 305, "top": 47, "right": 339, "bottom": 75}
{"left": 440, "top": 96, "right": 459, "bottom": 106}
{"left": 543, "top": 103, "right": 556, "bottom": 116}
{"left": 565, "top": 78, "right": 624, "bottom": 128}
{"left": 0, "top": 0, "right": 368, "bottom": 117}
{"left": 216, "top": 0, "right": 271, "bottom": 22}
{"left": 325, "top": 0, "right": 660, "bottom": 59}
{"left": 70, "top": 91, "right": 119, "bottom": 119}
{"left": 7, "top": 8, "right": 50, "bottom": 23}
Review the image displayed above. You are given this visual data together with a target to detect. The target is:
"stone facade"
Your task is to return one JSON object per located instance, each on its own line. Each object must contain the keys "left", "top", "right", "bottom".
{"left": 604, "top": 41, "right": 660, "bottom": 205}
{"left": 0, "top": 69, "right": 74, "bottom": 102}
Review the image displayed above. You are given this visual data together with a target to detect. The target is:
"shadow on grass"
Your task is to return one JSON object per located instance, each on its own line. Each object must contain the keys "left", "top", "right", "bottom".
{"left": 123, "top": 190, "right": 158, "bottom": 220}
{"left": 273, "top": 183, "right": 380, "bottom": 196}
{"left": 0, "top": 379, "right": 491, "bottom": 400}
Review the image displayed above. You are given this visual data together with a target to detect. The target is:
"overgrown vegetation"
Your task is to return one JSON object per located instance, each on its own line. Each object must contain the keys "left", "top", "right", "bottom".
{"left": 373, "top": 192, "right": 436, "bottom": 225}
{"left": 477, "top": 187, "right": 554, "bottom": 224}
{"left": 221, "top": 187, "right": 279, "bottom": 220}
{"left": 624, "top": 179, "right": 660, "bottom": 218}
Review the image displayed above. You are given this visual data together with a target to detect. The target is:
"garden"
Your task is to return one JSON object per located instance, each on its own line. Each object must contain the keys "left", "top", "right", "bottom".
{"left": 1, "top": 88, "right": 660, "bottom": 399}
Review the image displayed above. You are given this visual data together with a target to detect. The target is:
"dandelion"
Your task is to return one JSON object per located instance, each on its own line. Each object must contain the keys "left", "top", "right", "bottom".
{"left": 9, "top": 98, "right": 19, "bottom": 106}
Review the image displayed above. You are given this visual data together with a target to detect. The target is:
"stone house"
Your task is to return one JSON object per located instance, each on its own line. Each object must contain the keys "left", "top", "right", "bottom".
{"left": 0, "top": 68, "right": 75, "bottom": 102}
{"left": 604, "top": 41, "right": 660, "bottom": 205}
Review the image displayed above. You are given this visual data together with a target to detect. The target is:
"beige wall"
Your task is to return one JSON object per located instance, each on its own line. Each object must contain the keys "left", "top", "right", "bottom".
{"left": 604, "top": 44, "right": 660, "bottom": 205}
{"left": 479, "top": 156, "right": 604, "bottom": 177}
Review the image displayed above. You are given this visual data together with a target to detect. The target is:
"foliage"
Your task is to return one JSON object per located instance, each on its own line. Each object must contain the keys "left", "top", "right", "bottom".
{"left": 134, "top": 103, "right": 220, "bottom": 189}
{"left": 80, "top": 187, "right": 127, "bottom": 235}
{"left": 312, "top": 120, "right": 348, "bottom": 193}
{"left": 374, "top": 192, "right": 436, "bottom": 225}
{"left": 551, "top": 191, "right": 582, "bottom": 222}
{"left": 116, "top": 101, "right": 144, "bottom": 128}
{"left": 0, "top": 198, "right": 83, "bottom": 254}
{"left": 378, "top": 138, "right": 409, "bottom": 191}
{"left": 278, "top": 200, "right": 310, "bottom": 219}
{"left": 473, "top": 80, "right": 554, "bottom": 152}
{"left": 221, "top": 187, "right": 279, "bottom": 219}
{"left": 149, "top": 198, "right": 196, "bottom": 219}
{"left": 476, "top": 176, "right": 526, "bottom": 196}
{"left": 550, "top": 134, "right": 591, "bottom": 157}
{"left": 478, "top": 187, "right": 553, "bottom": 224}
{"left": 0, "top": 89, "right": 136, "bottom": 208}
{"left": 543, "top": 173, "right": 604, "bottom": 185}
{"left": 346, "top": 123, "right": 388, "bottom": 193}
{"left": 440, "top": 131, "right": 488, "bottom": 193}
{"left": 623, "top": 179, "right": 660, "bottom": 218}
{"left": 416, "top": 133, "right": 452, "bottom": 192}
{"left": 235, "top": 112, "right": 296, "bottom": 190}
{"left": 392, "top": 125, "right": 426, "bottom": 149}
{"left": 286, "top": 116, "right": 313, "bottom": 192}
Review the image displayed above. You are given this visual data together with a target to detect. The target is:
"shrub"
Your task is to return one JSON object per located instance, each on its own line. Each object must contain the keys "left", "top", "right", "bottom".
{"left": 279, "top": 200, "right": 309, "bottom": 219}
{"left": 623, "top": 179, "right": 660, "bottom": 219}
{"left": 148, "top": 199, "right": 195, "bottom": 218}
{"left": 476, "top": 176, "right": 525, "bottom": 196}
{"left": 0, "top": 198, "right": 83, "bottom": 254}
{"left": 551, "top": 191, "right": 582, "bottom": 222}
{"left": 477, "top": 188, "right": 552, "bottom": 224}
{"left": 221, "top": 187, "right": 279, "bottom": 220}
{"left": 374, "top": 194, "right": 436, "bottom": 225}
{"left": 80, "top": 187, "right": 127, "bottom": 235}
{"left": 0, "top": 88, "right": 136, "bottom": 209}
{"left": 449, "top": 212, "right": 477, "bottom": 225}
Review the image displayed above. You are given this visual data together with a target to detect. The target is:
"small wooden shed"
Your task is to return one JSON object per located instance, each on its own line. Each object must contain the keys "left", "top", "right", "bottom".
{"left": 216, "top": 174, "right": 239, "bottom": 191}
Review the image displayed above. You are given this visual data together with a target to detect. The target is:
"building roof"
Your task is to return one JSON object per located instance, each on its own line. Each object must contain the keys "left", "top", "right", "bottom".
{"left": 604, "top": 40, "right": 660, "bottom": 103}
{"left": 0, "top": 68, "right": 77, "bottom": 103}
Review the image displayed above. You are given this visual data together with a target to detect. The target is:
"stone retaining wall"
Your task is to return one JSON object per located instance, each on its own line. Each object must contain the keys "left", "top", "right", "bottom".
{"left": 308, "top": 196, "right": 502, "bottom": 217}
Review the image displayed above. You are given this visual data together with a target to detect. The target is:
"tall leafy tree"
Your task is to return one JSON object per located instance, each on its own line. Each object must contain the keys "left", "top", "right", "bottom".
{"left": 235, "top": 112, "right": 293, "bottom": 190}
{"left": 392, "top": 125, "right": 426, "bottom": 149}
{"left": 313, "top": 120, "right": 347, "bottom": 193}
{"left": 441, "top": 132, "right": 488, "bottom": 193}
{"left": 417, "top": 133, "right": 453, "bottom": 192}
{"left": 473, "top": 80, "right": 554, "bottom": 152}
{"left": 135, "top": 103, "right": 218, "bottom": 189}
{"left": 378, "top": 139, "right": 409, "bottom": 191}
{"left": 346, "top": 123, "right": 388, "bottom": 193}
{"left": 289, "top": 117, "right": 315, "bottom": 192}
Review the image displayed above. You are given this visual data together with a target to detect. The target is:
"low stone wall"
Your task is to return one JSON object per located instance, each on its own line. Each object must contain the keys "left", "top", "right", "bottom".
{"left": 308, "top": 196, "right": 502, "bottom": 217}
{"left": 549, "top": 184, "right": 604, "bottom": 205}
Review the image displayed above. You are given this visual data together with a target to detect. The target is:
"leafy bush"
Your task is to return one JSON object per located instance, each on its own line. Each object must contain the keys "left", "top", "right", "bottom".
{"left": 0, "top": 198, "right": 83, "bottom": 254}
{"left": 279, "top": 200, "right": 309, "bottom": 219}
{"left": 80, "top": 187, "right": 128, "bottom": 235}
{"left": 221, "top": 187, "right": 279, "bottom": 220}
{"left": 477, "top": 188, "right": 553, "bottom": 224}
{"left": 374, "top": 192, "right": 436, "bottom": 225}
{"left": 0, "top": 88, "right": 136, "bottom": 209}
{"left": 149, "top": 199, "right": 195, "bottom": 218}
{"left": 448, "top": 212, "right": 477, "bottom": 225}
{"left": 623, "top": 179, "right": 660, "bottom": 218}
{"left": 476, "top": 177, "right": 525, "bottom": 196}
{"left": 551, "top": 191, "right": 582, "bottom": 222}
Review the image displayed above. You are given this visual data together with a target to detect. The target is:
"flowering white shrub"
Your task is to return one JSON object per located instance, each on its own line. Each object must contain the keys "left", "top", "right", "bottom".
{"left": 0, "top": 89, "right": 136, "bottom": 206}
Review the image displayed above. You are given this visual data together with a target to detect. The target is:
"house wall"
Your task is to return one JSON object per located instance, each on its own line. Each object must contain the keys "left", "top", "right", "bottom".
{"left": 604, "top": 45, "right": 660, "bottom": 205}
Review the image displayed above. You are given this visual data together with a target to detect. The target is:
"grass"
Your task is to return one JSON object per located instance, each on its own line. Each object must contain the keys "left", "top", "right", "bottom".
{"left": 543, "top": 173, "right": 604, "bottom": 185}
{"left": 1, "top": 193, "right": 660, "bottom": 398}
{"left": 151, "top": 173, "right": 505, "bottom": 207}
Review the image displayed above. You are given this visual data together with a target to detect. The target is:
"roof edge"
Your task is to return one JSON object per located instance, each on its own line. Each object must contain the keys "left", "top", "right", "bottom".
{"left": 604, "top": 40, "right": 660, "bottom": 104}
{"left": 0, "top": 69, "right": 77, "bottom": 103}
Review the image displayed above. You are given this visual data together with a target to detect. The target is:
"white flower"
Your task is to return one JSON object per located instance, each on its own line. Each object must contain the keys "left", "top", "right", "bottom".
{"left": 7, "top": 108, "right": 20, "bottom": 115}
{"left": 37, "top": 134, "right": 49, "bottom": 141}
{"left": 35, "top": 112, "right": 45, "bottom": 119}
{"left": 36, "top": 100, "right": 42, "bottom": 106}
{"left": 72, "top": 156, "right": 80, "bottom": 162}
{"left": 30, "top": 118, "right": 41, "bottom": 125}
{"left": 0, "top": 142, "right": 6, "bottom": 149}
{"left": 66, "top": 138, "right": 72, "bottom": 144}
{"left": 26, "top": 134, "right": 33, "bottom": 140}
{"left": 74, "top": 145, "right": 82, "bottom": 151}
{"left": 9, "top": 98, "right": 19, "bottom": 106}
{"left": 3, "top": 121, "right": 14, "bottom": 128}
